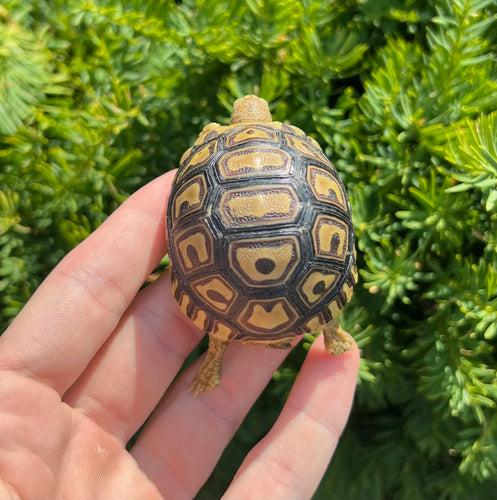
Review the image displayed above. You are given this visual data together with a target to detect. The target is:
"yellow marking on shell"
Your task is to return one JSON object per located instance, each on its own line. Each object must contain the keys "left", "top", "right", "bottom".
{"left": 226, "top": 126, "right": 278, "bottom": 147}
{"left": 286, "top": 134, "right": 327, "bottom": 163}
{"left": 194, "top": 123, "right": 222, "bottom": 146}
{"left": 194, "top": 122, "right": 220, "bottom": 146}
{"left": 303, "top": 313, "right": 326, "bottom": 334}
{"left": 287, "top": 124, "right": 306, "bottom": 136}
{"left": 312, "top": 215, "right": 348, "bottom": 261}
{"left": 173, "top": 175, "right": 207, "bottom": 220}
{"left": 227, "top": 192, "right": 291, "bottom": 219}
{"left": 192, "top": 276, "right": 236, "bottom": 313}
{"left": 307, "top": 166, "right": 347, "bottom": 209}
{"left": 351, "top": 263, "right": 358, "bottom": 283}
{"left": 220, "top": 186, "right": 298, "bottom": 227}
{"left": 191, "top": 308, "right": 209, "bottom": 331}
{"left": 199, "top": 122, "right": 221, "bottom": 137}
{"left": 241, "top": 300, "right": 295, "bottom": 331}
{"left": 342, "top": 282, "right": 355, "bottom": 302}
{"left": 171, "top": 274, "right": 179, "bottom": 296}
{"left": 180, "top": 147, "right": 193, "bottom": 165}
{"left": 219, "top": 146, "right": 291, "bottom": 179}
{"left": 211, "top": 321, "right": 235, "bottom": 341}
{"left": 299, "top": 269, "right": 339, "bottom": 307}
{"left": 177, "top": 141, "right": 218, "bottom": 180}
{"left": 189, "top": 141, "right": 217, "bottom": 164}
{"left": 326, "top": 297, "right": 342, "bottom": 319}
{"left": 176, "top": 229, "right": 213, "bottom": 270}
{"left": 178, "top": 293, "right": 191, "bottom": 316}
{"left": 231, "top": 240, "right": 297, "bottom": 285}
{"left": 237, "top": 298, "right": 298, "bottom": 334}
{"left": 267, "top": 121, "right": 284, "bottom": 130}
{"left": 308, "top": 136, "right": 323, "bottom": 151}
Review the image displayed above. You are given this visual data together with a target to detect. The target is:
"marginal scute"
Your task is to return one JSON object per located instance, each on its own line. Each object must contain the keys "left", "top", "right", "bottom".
{"left": 301, "top": 312, "right": 326, "bottom": 334}
{"left": 195, "top": 123, "right": 223, "bottom": 145}
{"left": 211, "top": 321, "right": 236, "bottom": 341}
{"left": 172, "top": 174, "right": 207, "bottom": 221}
{"left": 351, "top": 262, "right": 358, "bottom": 282}
{"left": 342, "top": 281, "right": 355, "bottom": 302}
{"left": 174, "top": 224, "right": 214, "bottom": 271}
{"left": 285, "top": 134, "right": 328, "bottom": 163}
{"left": 326, "top": 297, "right": 343, "bottom": 320}
{"left": 307, "top": 136, "right": 323, "bottom": 151}
{"left": 178, "top": 292, "right": 191, "bottom": 316}
{"left": 171, "top": 272, "right": 179, "bottom": 296}
{"left": 307, "top": 166, "right": 347, "bottom": 210}
{"left": 312, "top": 215, "right": 349, "bottom": 262}
{"left": 283, "top": 123, "right": 306, "bottom": 137}
{"left": 177, "top": 140, "right": 218, "bottom": 180}
{"left": 180, "top": 147, "right": 193, "bottom": 165}
{"left": 191, "top": 307, "right": 209, "bottom": 331}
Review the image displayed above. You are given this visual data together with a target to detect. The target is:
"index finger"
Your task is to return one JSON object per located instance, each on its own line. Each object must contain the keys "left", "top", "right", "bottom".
{"left": 0, "top": 170, "right": 176, "bottom": 394}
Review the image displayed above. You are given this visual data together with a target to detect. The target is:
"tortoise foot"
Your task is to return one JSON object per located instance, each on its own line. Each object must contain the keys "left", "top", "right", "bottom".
{"left": 189, "top": 336, "right": 229, "bottom": 396}
{"left": 323, "top": 319, "right": 352, "bottom": 355}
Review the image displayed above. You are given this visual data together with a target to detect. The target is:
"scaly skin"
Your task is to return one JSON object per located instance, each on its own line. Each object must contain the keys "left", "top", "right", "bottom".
{"left": 323, "top": 319, "right": 352, "bottom": 355}
{"left": 190, "top": 336, "right": 230, "bottom": 396}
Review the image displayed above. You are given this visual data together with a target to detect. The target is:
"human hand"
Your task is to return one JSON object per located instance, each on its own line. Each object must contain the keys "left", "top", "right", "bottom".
{"left": 0, "top": 171, "right": 359, "bottom": 499}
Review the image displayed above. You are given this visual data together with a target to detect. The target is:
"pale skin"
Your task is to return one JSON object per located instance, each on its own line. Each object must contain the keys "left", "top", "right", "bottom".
{"left": 0, "top": 170, "right": 359, "bottom": 499}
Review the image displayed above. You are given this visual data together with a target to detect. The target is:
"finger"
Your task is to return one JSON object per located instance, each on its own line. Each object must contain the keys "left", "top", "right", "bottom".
{"left": 130, "top": 339, "right": 298, "bottom": 499}
{"left": 223, "top": 337, "right": 359, "bottom": 500}
{"left": 0, "top": 171, "right": 176, "bottom": 394}
{"left": 63, "top": 271, "right": 203, "bottom": 444}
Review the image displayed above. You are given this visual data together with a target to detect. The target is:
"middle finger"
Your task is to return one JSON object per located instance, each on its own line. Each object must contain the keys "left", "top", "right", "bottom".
{"left": 63, "top": 271, "right": 203, "bottom": 443}
{"left": 130, "top": 336, "right": 294, "bottom": 499}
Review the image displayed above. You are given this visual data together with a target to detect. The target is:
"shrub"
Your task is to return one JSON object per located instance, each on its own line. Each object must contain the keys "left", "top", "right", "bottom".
{"left": 1, "top": 0, "right": 496, "bottom": 498}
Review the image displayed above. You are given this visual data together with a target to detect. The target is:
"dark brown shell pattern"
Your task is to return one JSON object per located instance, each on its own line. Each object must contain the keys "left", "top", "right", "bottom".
{"left": 166, "top": 122, "right": 357, "bottom": 344}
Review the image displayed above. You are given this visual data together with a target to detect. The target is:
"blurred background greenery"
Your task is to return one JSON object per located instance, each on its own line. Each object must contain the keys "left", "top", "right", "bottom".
{"left": 1, "top": 0, "right": 496, "bottom": 498}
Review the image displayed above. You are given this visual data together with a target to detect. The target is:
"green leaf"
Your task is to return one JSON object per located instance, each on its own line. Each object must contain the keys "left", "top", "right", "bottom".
{"left": 0, "top": 14, "right": 51, "bottom": 135}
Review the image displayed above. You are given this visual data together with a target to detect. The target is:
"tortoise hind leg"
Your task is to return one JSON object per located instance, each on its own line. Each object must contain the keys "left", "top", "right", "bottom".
{"left": 190, "top": 336, "right": 230, "bottom": 396}
{"left": 323, "top": 319, "right": 352, "bottom": 355}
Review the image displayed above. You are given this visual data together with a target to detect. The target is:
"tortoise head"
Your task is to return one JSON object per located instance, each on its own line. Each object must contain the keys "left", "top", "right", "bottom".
{"left": 230, "top": 95, "right": 272, "bottom": 125}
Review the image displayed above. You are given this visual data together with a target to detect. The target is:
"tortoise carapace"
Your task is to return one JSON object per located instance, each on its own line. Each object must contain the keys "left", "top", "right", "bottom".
{"left": 166, "top": 95, "right": 357, "bottom": 395}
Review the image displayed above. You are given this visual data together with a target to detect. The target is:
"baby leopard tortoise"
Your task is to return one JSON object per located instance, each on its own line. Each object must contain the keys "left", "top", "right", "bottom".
{"left": 166, "top": 95, "right": 357, "bottom": 395}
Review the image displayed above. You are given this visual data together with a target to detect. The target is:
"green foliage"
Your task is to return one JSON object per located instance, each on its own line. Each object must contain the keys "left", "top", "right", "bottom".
{"left": 1, "top": 0, "right": 497, "bottom": 498}
{"left": 0, "top": 7, "right": 49, "bottom": 135}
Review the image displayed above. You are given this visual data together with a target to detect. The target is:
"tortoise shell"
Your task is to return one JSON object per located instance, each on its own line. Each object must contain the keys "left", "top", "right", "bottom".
{"left": 167, "top": 96, "right": 356, "bottom": 341}
{"left": 166, "top": 95, "right": 357, "bottom": 394}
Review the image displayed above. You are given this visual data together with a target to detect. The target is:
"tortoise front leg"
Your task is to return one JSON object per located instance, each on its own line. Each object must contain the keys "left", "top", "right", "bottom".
{"left": 190, "top": 336, "right": 230, "bottom": 396}
{"left": 323, "top": 319, "right": 352, "bottom": 355}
